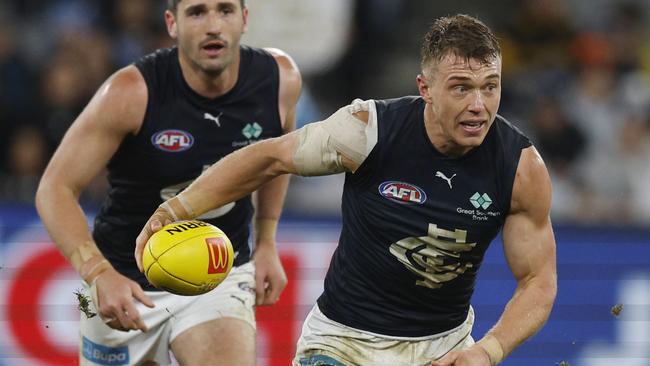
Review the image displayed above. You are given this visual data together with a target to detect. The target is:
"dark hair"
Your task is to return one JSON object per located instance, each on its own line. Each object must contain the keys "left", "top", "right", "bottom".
{"left": 420, "top": 14, "right": 500, "bottom": 70}
{"left": 166, "top": 0, "right": 246, "bottom": 12}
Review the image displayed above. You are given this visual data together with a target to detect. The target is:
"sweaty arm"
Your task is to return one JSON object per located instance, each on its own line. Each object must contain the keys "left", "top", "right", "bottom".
{"left": 134, "top": 98, "right": 378, "bottom": 269}
{"left": 36, "top": 66, "right": 154, "bottom": 331}
{"left": 477, "top": 146, "right": 557, "bottom": 364}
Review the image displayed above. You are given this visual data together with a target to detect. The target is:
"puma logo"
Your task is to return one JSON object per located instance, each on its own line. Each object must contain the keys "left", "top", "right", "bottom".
{"left": 204, "top": 112, "right": 223, "bottom": 127}
{"left": 435, "top": 171, "right": 456, "bottom": 189}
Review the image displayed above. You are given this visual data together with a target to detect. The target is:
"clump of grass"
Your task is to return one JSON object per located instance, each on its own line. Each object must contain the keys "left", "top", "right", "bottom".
{"left": 74, "top": 289, "right": 97, "bottom": 319}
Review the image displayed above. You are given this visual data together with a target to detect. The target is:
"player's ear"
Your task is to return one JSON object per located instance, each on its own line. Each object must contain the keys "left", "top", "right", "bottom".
{"left": 417, "top": 74, "right": 433, "bottom": 103}
{"left": 165, "top": 10, "right": 178, "bottom": 39}
{"left": 241, "top": 6, "right": 249, "bottom": 34}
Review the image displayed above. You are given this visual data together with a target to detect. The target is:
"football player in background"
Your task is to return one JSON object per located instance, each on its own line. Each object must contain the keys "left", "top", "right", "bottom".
{"left": 136, "top": 14, "right": 556, "bottom": 366}
{"left": 36, "top": 0, "right": 301, "bottom": 364}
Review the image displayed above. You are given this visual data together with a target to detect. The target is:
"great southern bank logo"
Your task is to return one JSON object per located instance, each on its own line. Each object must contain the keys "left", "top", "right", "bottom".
{"left": 242, "top": 123, "right": 263, "bottom": 139}
{"left": 379, "top": 181, "right": 427, "bottom": 204}
{"left": 469, "top": 192, "right": 493, "bottom": 209}
{"left": 151, "top": 129, "right": 194, "bottom": 152}
{"left": 233, "top": 122, "right": 264, "bottom": 147}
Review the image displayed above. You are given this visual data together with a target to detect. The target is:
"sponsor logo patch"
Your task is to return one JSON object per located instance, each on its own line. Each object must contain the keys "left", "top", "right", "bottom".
{"left": 207, "top": 237, "right": 230, "bottom": 274}
{"left": 378, "top": 181, "right": 427, "bottom": 204}
{"left": 242, "top": 122, "right": 263, "bottom": 139}
{"left": 232, "top": 122, "right": 264, "bottom": 147}
{"left": 82, "top": 337, "right": 129, "bottom": 365}
{"left": 470, "top": 192, "right": 493, "bottom": 209}
{"left": 151, "top": 129, "right": 194, "bottom": 152}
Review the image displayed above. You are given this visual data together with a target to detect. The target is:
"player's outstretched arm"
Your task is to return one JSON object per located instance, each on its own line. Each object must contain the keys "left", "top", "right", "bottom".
{"left": 36, "top": 66, "right": 154, "bottom": 332}
{"left": 432, "top": 146, "right": 557, "bottom": 366}
{"left": 135, "top": 101, "right": 375, "bottom": 271}
{"left": 135, "top": 127, "right": 303, "bottom": 272}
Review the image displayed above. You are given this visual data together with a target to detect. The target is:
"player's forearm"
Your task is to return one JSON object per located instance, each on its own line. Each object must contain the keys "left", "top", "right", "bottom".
{"left": 485, "top": 273, "right": 556, "bottom": 360}
{"left": 255, "top": 174, "right": 290, "bottom": 221}
{"left": 253, "top": 173, "right": 290, "bottom": 245}
{"left": 180, "top": 136, "right": 296, "bottom": 218}
{"left": 36, "top": 183, "right": 94, "bottom": 261}
{"left": 35, "top": 183, "right": 113, "bottom": 282}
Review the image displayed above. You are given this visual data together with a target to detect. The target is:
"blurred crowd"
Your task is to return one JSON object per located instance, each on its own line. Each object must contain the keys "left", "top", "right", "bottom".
{"left": 2, "top": 0, "right": 650, "bottom": 225}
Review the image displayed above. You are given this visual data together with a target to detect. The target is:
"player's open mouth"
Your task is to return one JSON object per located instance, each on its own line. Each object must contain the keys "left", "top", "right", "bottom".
{"left": 201, "top": 41, "right": 226, "bottom": 57}
{"left": 460, "top": 120, "right": 485, "bottom": 132}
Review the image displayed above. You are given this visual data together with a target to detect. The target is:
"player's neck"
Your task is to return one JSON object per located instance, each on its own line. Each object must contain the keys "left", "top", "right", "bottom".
{"left": 423, "top": 104, "right": 472, "bottom": 158}
{"left": 178, "top": 52, "right": 240, "bottom": 99}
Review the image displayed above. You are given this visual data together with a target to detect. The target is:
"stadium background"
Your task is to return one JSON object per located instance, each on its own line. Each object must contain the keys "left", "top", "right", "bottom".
{"left": 1, "top": 0, "right": 649, "bottom": 365}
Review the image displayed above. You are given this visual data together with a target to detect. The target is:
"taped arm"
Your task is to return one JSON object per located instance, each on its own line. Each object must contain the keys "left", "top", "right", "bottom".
{"left": 293, "top": 98, "right": 378, "bottom": 175}
{"left": 169, "top": 99, "right": 377, "bottom": 217}
{"left": 136, "top": 100, "right": 378, "bottom": 269}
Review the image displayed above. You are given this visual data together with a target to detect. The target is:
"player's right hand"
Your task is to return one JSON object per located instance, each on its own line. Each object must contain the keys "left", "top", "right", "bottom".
{"left": 134, "top": 205, "right": 176, "bottom": 272}
{"left": 91, "top": 267, "right": 155, "bottom": 332}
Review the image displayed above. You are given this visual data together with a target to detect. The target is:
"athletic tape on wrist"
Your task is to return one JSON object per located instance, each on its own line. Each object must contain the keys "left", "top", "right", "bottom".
{"left": 477, "top": 335, "right": 504, "bottom": 366}
{"left": 70, "top": 241, "right": 112, "bottom": 284}
{"left": 160, "top": 195, "right": 194, "bottom": 221}
{"left": 81, "top": 259, "right": 112, "bottom": 284}
{"left": 255, "top": 218, "right": 279, "bottom": 242}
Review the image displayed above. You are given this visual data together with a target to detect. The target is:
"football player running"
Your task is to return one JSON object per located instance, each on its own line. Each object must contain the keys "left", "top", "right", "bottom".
{"left": 36, "top": 0, "right": 301, "bottom": 365}
{"left": 136, "top": 14, "right": 556, "bottom": 366}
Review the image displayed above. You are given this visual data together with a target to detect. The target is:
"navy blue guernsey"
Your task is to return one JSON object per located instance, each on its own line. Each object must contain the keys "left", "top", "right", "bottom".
{"left": 93, "top": 46, "right": 282, "bottom": 291}
{"left": 317, "top": 96, "right": 531, "bottom": 337}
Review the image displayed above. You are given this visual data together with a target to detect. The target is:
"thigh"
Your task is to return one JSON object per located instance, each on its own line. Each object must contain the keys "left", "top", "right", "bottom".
{"left": 171, "top": 317, "right": 256, "bottom": 366}
{"left": 169, "top": 262, "right": 257, "bottom": 365}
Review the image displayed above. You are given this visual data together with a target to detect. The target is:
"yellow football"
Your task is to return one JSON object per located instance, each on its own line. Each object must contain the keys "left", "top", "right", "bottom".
{"left": 142, "top": 220, "right": 234, "bottom": 296}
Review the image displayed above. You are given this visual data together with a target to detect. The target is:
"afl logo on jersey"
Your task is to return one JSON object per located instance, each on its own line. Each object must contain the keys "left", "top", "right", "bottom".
{"left": 378, "top": 181, "right": 427, "bottom": 204}
{"left": 151, "top": 129, "right": 194, "bottom": 152}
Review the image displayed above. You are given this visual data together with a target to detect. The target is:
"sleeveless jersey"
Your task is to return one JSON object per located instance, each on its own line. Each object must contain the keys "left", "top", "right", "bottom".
{"left": 317, "top": 96, "right": 531, "bottom": 337}
{"left": 93, "top": 46, "right": 282, "bottom": 290}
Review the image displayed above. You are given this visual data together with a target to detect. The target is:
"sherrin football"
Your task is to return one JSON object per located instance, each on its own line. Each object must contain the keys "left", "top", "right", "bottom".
{"left": 142, "top": 220, "right": 234, "bottom": 296}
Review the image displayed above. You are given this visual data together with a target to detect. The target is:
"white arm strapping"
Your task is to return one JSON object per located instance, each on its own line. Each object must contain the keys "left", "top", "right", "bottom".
{"left": 292, "top": 99, "right": 378, "bottom": 176}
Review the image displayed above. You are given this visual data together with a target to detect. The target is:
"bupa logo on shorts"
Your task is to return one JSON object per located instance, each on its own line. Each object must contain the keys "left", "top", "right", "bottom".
{"left": 378, "top": 181, "right": 427, "bottom": 204}
{"left": 151, "top": 129, "right": 194, "bottom": 152}
{"left": 82, "top": 337, "right": 129, "bottom": 365}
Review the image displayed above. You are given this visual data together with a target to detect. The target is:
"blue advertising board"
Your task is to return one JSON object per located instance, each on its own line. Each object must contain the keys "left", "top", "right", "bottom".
{"left": 0, "top": 204, "right": 648, "bottom": 365}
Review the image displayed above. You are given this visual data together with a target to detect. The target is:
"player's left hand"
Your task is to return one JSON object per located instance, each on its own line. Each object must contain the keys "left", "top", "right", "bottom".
{"left": 252, "top": 241, "right": 287, "bottom": 306}
{"left": 134, "top": 205, "right": 175, "bottom": 272}
{"left": 430, "top": 345, "right": 491, "bottom": 366}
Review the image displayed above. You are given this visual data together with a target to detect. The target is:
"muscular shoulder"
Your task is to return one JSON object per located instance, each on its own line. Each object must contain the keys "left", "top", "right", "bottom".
{"left": 264, "top": 48, "right": 302, "bottom": 131}
{"left": 510, "top": 146, "right": 552, "bottom": 221}
{"left": 265, "top": 48, "right": 301, "bottom": 97}
{"left": 264, "top": 48, "right": 301, "bottom": 85}
{"left": 89, "top": 65, "right": 148, "bottom": 135}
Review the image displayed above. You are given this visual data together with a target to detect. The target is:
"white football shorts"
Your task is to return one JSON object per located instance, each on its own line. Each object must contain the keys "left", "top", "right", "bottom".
{"left": 293, "top": 305, "right": 475, "bottom": 366}
{"left": 79, "top": 261, "right": 256, "bottom": 366}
